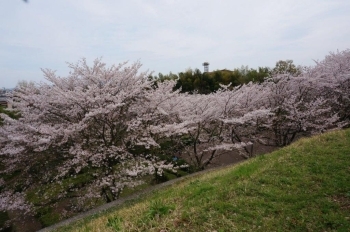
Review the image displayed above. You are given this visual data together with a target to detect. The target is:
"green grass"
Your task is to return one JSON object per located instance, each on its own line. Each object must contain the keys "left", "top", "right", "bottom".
{"left": 55, "top": 129, "right": 350, "bottom": 231}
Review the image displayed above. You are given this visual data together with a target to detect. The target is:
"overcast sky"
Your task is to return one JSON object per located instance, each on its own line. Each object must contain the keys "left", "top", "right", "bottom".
{"left": 1, "top": 0, "right": 350, "bottom": 88}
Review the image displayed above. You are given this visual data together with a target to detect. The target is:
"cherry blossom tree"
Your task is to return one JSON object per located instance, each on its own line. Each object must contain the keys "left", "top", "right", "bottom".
{"left": 307, "top": 49, "right": 350, "bottom": 124}
{"left": 149, "top": 83, "right": 272, "bottom": 169}
{"left": 148, "top": 90, "right": 230, "bottom": 170}
{"left": 260, "top": 86, "right": 337, "bottom": 147}
{"left": 259, "top": 50, "right": 348, "bottom": 147}
{"left": 0, "top": 59, "right": 178, "bottom": 215}
{"left": 217, "top": 83, "right": 272, "bottom": 158}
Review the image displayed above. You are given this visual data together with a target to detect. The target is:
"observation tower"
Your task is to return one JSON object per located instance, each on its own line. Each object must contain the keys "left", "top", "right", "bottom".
{"left": 202, "top": 62, "right": 209, "bottom": 73}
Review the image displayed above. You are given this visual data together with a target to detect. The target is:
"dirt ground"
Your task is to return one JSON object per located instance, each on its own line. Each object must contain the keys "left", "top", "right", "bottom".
{"left": 207, "top": 143, "right": 278, "bottom": 168}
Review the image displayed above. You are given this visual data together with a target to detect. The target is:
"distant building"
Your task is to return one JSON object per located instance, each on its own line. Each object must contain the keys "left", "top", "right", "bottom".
{"left": 0, "top": 89, "right": 12, "bottom": 109}
{"left": 0, "top": 96, "right": 8, "bottom": 108}
{"left": 202, "top": 62, "right": 209, "bottom": 73}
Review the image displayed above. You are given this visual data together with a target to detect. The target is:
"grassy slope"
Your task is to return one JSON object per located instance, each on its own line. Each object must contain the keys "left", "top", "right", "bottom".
{"left": 56, "top": 129, "right": 350, "bottom": 232}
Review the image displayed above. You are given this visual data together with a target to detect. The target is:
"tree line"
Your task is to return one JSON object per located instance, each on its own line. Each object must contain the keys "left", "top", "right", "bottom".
{"left": 149, "top": 59, "right": 302, "bottom": 94}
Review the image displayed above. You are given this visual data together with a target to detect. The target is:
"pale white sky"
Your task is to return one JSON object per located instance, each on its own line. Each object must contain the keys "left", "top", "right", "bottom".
{"left": 1, "top": 0, "right": 350, "bottom": 88}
